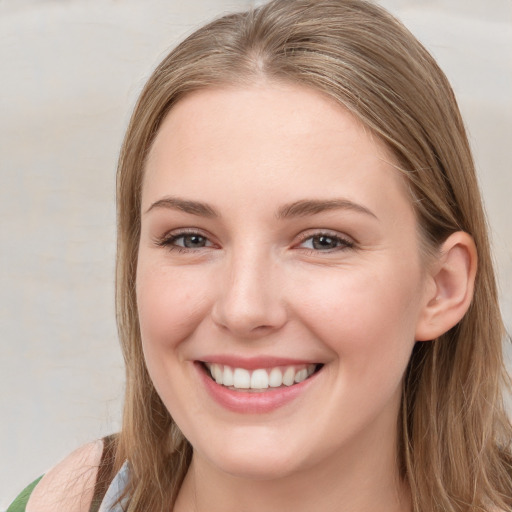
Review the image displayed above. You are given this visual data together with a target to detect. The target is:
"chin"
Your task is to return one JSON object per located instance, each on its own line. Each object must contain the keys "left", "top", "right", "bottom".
{"left": 196, "top": 436, "right": 308, "bottom": 481}
{"left": 214, "top": 455, "right": 301, "bottom": 481}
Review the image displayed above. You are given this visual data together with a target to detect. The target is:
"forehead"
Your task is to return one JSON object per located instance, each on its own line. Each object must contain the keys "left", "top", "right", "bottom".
{"left": 142, "top": 83, "right": 411, "bottom": 223}
{"left": 147, "top": 82, "right": 392, "bottom": 166}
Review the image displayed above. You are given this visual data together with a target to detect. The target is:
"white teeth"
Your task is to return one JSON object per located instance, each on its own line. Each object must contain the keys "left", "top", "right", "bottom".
{"left": 294, "top": 368, "right": 308, "bottom": 383}
{"left": 269, "top": 367, "right": 283, "bottom": 387}
{"left": 205, "top": 362, "right": 319, "bottom": 390}
{"left": 233, "top": 368, "right": 251, "bottom": 389}
{"left": 282, "top": 366, "right": 295, "bottom": 386}
{"left": 223, "top": 365, "right": 234, "bottom": 386}
{"left": 212, "top": 363, "right": 223, "bottom": 384}
{"left": 250, "top": 369, "right": 269, "bottom": 389}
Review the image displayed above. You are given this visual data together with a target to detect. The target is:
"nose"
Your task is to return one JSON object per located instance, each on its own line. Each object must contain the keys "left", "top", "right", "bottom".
{"left": 211, "top": 246, "right": 288, "bottom": 339}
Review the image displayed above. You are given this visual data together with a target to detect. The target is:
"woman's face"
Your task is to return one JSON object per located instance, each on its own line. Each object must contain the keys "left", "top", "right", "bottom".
{"left": 137, "top": 83, "right": 432, "bottom": 479}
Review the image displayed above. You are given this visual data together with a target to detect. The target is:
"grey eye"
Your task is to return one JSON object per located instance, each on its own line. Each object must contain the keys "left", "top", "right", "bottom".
{"left": 301, "top": 235, "right": 342, "bottom": 250}
{"left": 299, "top": 233, "right": 354, "bottom": 252}
{"left": 311, "top": 235, "right": 339, "bottom": 250}
{"left": 178, "top": 234, "right": 208, "bottom": 248}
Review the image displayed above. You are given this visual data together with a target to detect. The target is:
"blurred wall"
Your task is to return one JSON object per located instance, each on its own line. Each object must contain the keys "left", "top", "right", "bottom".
{"left": 1, "top": 0, "right": 510, "bottom": 507}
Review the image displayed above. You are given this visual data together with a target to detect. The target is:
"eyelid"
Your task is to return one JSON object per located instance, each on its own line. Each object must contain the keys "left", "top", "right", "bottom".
{"left": 295, "top": 228, "right": 355, "bottom": 243}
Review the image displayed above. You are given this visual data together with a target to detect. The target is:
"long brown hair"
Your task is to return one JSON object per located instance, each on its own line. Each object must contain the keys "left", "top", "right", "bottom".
{"left": 114, "top": 1, "right": 512, "bottom": 510}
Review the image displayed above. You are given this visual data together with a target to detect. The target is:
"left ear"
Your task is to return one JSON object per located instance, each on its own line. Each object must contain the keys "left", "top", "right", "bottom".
{"left": 415, "top": 231, "right": 477, "bottom": 342}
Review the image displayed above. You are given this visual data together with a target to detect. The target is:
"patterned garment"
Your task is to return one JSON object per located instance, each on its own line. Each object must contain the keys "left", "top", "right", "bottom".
{"left": 97, "top": 462, "right": 130, "bottom": 512}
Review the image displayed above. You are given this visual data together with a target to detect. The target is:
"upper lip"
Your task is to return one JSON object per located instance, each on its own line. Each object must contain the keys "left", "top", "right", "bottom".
{"left": 198, "top": 355, "right": 321, "bottom": 370}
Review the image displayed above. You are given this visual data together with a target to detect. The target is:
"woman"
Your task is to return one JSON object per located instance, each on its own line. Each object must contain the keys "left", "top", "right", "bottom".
{"left": 9, "top": 0, "right": 512, "bottom": 511}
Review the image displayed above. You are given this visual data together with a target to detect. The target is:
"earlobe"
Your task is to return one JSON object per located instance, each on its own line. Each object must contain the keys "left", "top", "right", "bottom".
{"left": 415, "top": 231, "right": 477, "bottom": 342}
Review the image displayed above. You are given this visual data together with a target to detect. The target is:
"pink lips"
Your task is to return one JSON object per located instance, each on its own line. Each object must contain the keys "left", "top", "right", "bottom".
{"left": 195, "top": 357, "right": 321, "bottom": 414}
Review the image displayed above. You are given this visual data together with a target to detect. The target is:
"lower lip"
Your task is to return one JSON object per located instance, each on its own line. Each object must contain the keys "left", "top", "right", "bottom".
{"left": 196, "top": 362, "right": 320, "bottom": 414}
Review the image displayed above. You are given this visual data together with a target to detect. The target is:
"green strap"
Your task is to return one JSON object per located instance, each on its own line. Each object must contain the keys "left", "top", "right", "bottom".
{"left": 6, "top": 475, "right": 44, "bottom": 512}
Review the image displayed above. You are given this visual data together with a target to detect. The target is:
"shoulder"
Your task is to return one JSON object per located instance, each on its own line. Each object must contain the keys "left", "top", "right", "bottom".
{"left": 25, "top": 440, "right": 103, "bottom": 512}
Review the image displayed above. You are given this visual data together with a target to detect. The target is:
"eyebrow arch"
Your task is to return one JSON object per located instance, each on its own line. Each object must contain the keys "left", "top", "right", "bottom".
{"left": 145, "top": 196, "right": 219, "bottom": 217}
{"left": 277, "top": 199, "right": 377, "bottom": 219}
{"left": 145, "top": 196, "right": 376, "bottom": 220}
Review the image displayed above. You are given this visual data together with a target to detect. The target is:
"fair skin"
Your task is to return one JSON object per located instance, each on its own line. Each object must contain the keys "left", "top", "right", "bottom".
{"left": 26, "top": 82, "right": 476, "bottom": 512}
{"left": 26, "top": 440, "right": 101, "bottom": 512}
{"left": 137, "top": 83, "right": 475, "bottom": 512}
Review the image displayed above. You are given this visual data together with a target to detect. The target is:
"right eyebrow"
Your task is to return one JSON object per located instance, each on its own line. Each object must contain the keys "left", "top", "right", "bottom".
{"left": 144, "top": 196, "right": 219, "bottom": 218}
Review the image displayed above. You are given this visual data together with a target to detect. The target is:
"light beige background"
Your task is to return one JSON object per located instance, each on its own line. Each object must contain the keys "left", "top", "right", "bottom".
{"left": 1, "top": 0, "right": 511, "bottom": 508}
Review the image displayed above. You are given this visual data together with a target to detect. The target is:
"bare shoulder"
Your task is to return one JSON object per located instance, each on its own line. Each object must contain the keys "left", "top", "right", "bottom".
{"left": 26, "top": 439, "right": 103, "bottom": 512}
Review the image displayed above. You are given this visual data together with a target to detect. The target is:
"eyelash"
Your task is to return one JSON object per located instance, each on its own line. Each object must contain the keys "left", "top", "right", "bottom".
{"left": 155, "top": 229, "right": 213, "bottom": 253}
{"left": 155, "top": 230, "right": 355, "bottom": 254}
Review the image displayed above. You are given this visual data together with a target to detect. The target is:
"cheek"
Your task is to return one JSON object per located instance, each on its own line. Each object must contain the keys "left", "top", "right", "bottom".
{"left": 136, "top": 261, "right": 213, "bottom": 353}
{"left": 293, "top": 262, "right": 422, "bottom": 379}
{"left": 135, "top": 260, "right": 215, "bottom": 423}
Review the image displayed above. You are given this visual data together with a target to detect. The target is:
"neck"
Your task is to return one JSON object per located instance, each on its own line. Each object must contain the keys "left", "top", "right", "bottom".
{"left": 174, "top": 423, "right": 411, "bottom": 512}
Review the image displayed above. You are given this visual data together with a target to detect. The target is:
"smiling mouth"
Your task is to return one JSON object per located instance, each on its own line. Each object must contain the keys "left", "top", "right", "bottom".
{"left": 202, "top": 362, "right": 323, "bottom": 392}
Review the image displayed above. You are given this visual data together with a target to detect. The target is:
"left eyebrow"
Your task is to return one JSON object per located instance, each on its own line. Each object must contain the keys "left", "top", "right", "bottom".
{"left": 276, "top": 199, "right": 378, "bottom": 220}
